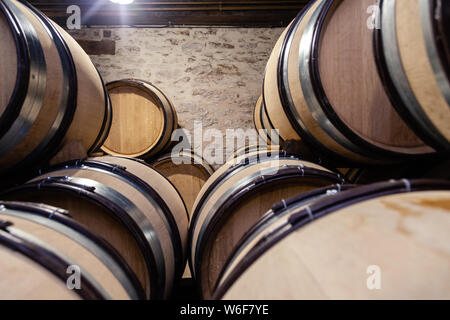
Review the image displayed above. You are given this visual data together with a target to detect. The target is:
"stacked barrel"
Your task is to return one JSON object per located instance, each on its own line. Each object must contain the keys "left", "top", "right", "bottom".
{"left": 0, "top": 0, "right": 449, "bottom": 301}
{"left": 255, "top": 0, "right": 450, "bottom": 164}
{"left": 0, "top": 0, "right": 111, "bottom": 179}
{"left": 0, "top": 0, "right": 212, "bottom": 300}
{"left": 213, "top": 179, "right": 450, "bottom": 300}
{"left": 215, "top": 0, "right": 450, "bottom": 300}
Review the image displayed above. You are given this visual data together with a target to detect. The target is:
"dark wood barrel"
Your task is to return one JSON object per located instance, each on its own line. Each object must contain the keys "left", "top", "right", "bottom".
{"left": 189, "top": 149, "right": 344, "bottom": 299}
{"left": 214, "top": 179, "right": 450, "bottom": 300}
{"left": 0, "top": 0, "right": 111, "bottom": 175}
{"left": 102, "top": 79, "right": 177, "bottom": 159}
{"left": 375, "top": 0, "right": 450, "bottom": 152}
{"left": 150, "top": 150, "right": 214, "bottom": 218}
{"left": 263, "top": 0, "right": 438, "bottom": 164}
{"left": 0, "top": 201, "right": 144, "bottom": 300}
{"left": 1, "top": 156, "right": 189, "bottom": 300}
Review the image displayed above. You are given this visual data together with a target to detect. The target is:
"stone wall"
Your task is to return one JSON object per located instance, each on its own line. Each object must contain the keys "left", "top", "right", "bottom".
{"left": 69, "top": 27, "right": 284, "bottom": 163}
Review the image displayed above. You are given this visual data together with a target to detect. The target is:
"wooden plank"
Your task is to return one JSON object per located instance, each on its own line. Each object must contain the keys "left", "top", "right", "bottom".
{"left": 29, "top": 0, "right": 307, "bottom": 27}
{"left": 76, "top": 39, "right": 116, "bottom": 55}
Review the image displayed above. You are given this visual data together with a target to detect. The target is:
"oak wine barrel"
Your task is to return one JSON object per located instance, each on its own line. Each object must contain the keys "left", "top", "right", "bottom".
{"left": 215, "top": 183, "right": 355, "bottom": 294}
{"left": 214, "top": 179, "right": 450, "bottom": 300}
{"left": 228, "top": 144, "right": 280, "bottom": 162}
{"left": 102, "top": 79, "right": 177, "bottom": 159}
{"left": 1, "top": 156, "right": 189, "bottom": 300}
{"left": 263, "top": 0, "right": 438, "bottom": 164}
{"left": 189, "top": 149, "right": 345, "bottom": 298}
{"left": 150, "top": 150, "right": 214, "bottom": 279}
{"left": 253, "top": 96, "right": 279, "bottom": 145}
{"left": 375, "top": 0, "right": 450, "bottom": 152}
{"left": 0, "top": 201, "right": 144, "bottom": 300}
{"left": 150, "top": 150, "right": 214, "bottom": 218}
{"left": 0, "top": 0, "right": 111, "bottom": 175}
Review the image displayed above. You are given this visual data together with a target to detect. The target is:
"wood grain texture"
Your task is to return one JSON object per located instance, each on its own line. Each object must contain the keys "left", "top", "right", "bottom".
{"left": 0, "top": 245, "right": 80, "bottom": 300}
{"left": 253, "top": 95, "right": 265, "bottom": 138}
{"left": 99, "top": 155, "right": 189, "bottom": 258}
{"left": 0, "top": 11, "right": 17, "bottom": 116}
{"left": 222, "top": 191, "right": 450, "bottom": 300}
{"left": 29, "top": 158, "right": 188, "bottom": 299}
{"left": 192, "top": 150, "right": 328, "bottom": 217}
{"left": 3, "top": 188, "right": 150, "bottom": 298}
{"left": 152, "top": 157, "right": 211, "bottom": 217}
{"left": 286, "top": 0, "right": 369, "bottom": 162}
{"left": 49, "top": 140, "right": 87, "bottom": 166}
{"left": 102, "top": 81, "right": 176, "bottom": 158}
{"left": 0, "top": 1, "right": 107, "bottom": 170}
{"left": 202, "top": 177, "right": 334, "bottom": 299}
{"left": 0, "top": 1, "right": 62, "bottom": 168}
{"left": 217, "top": 193, "right": 315, "bottom": 288}
{"left": 54, "top": 23, "right": 107, "bottom": 151}
{"left": 106, "top": 86, "right": 163, "bottom": 156}
{"left": 318, "top": 0, "right": 426, "bottom": 150}
{"left": 28, "top": 0, "right": 307, "bottom": 27}
{"left": 253, "top": 96, "right": 276, "bottom": 145}
{"left": 151, "top": 152, "right": 212, "bottom": 280}
{"left": 264, "top": 24, "right": 301, "bottom": 141}
{"left": 39, "top": 167, "right": 175, "bottom": 298}
{"left": 1, "top": 215, "right": 130, "bottom": 300}
{"left": 229, "top": 144, "right": 280, "bottom": 161}
{"left": 190, "top": 154, "right": 334, "bottom": 298}
{"left": 396, "top": 0, "right": 450, "bottom": 142}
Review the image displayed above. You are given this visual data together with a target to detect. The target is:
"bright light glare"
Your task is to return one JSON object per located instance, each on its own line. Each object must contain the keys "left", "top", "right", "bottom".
{"left": 109, "top": 0, "right": 134, "bottom": 4}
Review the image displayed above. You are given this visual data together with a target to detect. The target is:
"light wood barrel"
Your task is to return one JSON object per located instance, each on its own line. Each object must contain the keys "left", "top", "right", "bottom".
{"left": 0, "top": 0, "right": 111, "bottom": 175}
{"left": 150, "top": 150, "right": 214, "bottom": 218}
{"left": 0, "top": 201, "right": 145, "bottom": 300}
{"left": 375, "top": 0, "right": 450, "bottom": 152}
{"left": 253, "top": 96, "right": 279, "bottom": 145}
{"left": 228, "top": 144, "right": 281, "bottom": 162}
{"left": 215, "top": 184, "right": 355, "bottom": 293}
{"left": 150, "top": 151, "right": 214, "bottom": 280}
{"left": 1, "top": 156, "right": 189, "bottom": 300}
{"left": 214, "top": 180, "right": 450, "bottom": 300}
{"left": 264, "top": 0, "right": 436, "bottom": 164}
{"left": 102, "top": 79, "right": 177, "bottom": 159}
{"left": 189, "top": 150, "right": 344, "bottom": 298}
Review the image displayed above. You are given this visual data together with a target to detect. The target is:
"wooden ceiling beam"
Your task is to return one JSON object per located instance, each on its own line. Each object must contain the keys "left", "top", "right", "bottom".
{"left": 27, "top": 0, "right": 308, "bottom": 27}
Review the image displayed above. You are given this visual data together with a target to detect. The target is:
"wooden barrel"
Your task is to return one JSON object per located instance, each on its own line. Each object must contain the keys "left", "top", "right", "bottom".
{"left": 0, "top": 0, "right": 111, "bottom": 174}
{"left": 228, "top": 144, "right": 281, "bottom": 162}
{"left": 0, "top": 201, "right": 144, "bottom": 300}
{"left": 150, "top": 151, "right": 214, "bottom": 280}
{"left": 215, "top": 184, "right": 355, "bottom": 294}
{"left": 189, "top": 149, "right": 345, "bottom": 298}
{"left": 253, "top": 96, "right": 279, "bottom": 145}
{"left": 102, "top": 79, "right": 177, "bottom": 159}
{"left": 214, "top": 179, "right": 450, "bottom": 300}
{"left": 375, "top": 0, "right": 450, "bottom": 152}
{"left": 150, "top": 150, "right": 214, "bottom": 218}
{"left": 264, "top": 0, "right": 437, "bottom": 164}
{"left": 1, "top": 156, "right": 189, "bottom": 300}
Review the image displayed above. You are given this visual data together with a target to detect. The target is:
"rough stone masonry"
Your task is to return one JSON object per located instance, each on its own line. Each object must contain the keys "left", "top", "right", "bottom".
{"left": 69, "top": 27, "right": 284, "bottom": 163}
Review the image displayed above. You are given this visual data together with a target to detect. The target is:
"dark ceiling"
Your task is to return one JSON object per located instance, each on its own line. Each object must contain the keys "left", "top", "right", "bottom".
{"left": 27, "top": 0, "right": 308, "bottom": 27}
